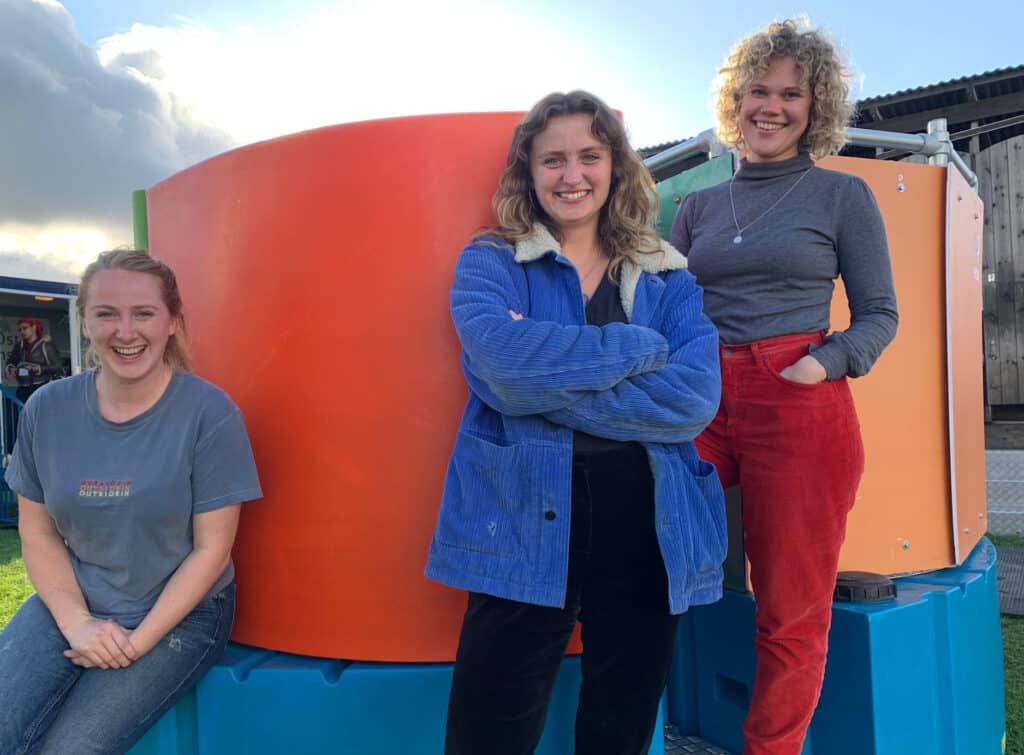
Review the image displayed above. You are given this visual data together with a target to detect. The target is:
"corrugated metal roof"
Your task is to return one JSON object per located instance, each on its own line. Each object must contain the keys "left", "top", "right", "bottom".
{"left": 857, "top": 64, "right": 1024, "bottom": 107}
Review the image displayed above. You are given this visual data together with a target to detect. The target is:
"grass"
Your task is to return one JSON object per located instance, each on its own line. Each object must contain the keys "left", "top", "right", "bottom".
{"left": 991, "top": 533, "right": 1024, "bottom": 549}
{"left": 0, "top": 527, "right": 32, "bottom": 628}
{"left": 992, "top": 534, "right": 1024, "bottom": 754}
{"left": 1006, "top": 616, "right": 1024, "bottom": 755}
{"left": 0, "top": 527, "right": 1021, "bottom": 752}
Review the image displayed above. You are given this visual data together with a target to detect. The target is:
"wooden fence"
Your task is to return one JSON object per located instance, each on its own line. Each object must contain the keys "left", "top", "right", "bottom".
{"left": 980, "top": 134, "right": 1024, "bottom": 409}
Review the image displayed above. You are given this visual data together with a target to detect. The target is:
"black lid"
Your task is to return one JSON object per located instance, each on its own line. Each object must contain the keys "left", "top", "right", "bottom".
{"left": 834, "top": 571, "right": 897, "bottom": 603}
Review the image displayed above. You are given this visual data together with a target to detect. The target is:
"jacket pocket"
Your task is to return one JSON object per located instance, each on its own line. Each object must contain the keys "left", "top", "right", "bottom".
{"left": 435, "top": 431, "right": 531, "bottom": 559}
{"left": 687, "top": 459, "right": 727, "bottom": 574}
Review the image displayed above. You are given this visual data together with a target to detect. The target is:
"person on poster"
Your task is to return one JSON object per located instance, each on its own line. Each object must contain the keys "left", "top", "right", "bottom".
{"left": 426, "top": 90, "right": 724, "bottom": 754}
{"left": 669, "top": 19, "right": 898, "bottom": 755}
{"left": 0, "top": 250, "right": 263, "bottom": 754}
{"left": 6, "top": 318, "right": 63, "bottom": 402}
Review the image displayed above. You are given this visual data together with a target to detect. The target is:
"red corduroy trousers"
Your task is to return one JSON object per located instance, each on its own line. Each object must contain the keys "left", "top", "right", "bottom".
{"left": 696, "top": 332, "right": 865, "bottom": 755}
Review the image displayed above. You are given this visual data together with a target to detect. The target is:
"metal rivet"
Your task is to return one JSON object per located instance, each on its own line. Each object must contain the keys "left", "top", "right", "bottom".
{"left": 897, "top": 183, "right": 905, "bottom": 193}
{"left": 673, "top": 195, "right": 682, "bottom": 205}
{"left": 902, "top": 540, "right": 911, "bottom": 550}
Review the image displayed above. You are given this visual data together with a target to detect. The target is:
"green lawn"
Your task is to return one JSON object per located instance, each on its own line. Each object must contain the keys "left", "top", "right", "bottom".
{"left": 1, "top": 528, "right": 1021, "bottom": 752}
{"left": 991, "top": 534, "right": 1024, "bottom": 754}
{"left": 0, "top": 527, "right": 32, "bottom": 628}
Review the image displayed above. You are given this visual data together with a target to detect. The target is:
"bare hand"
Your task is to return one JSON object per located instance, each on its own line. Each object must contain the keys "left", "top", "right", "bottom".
{"left": 778, "top": 355, "right": 827, "bottom": 385}
{"left": 62, "top": 616, "right": 138, "bottom": 669}
{"left": 29, "top": 364, "right": 41, "bottom": 375}
{"left": 509, "top": 310, "right": 523, "bottom": 321}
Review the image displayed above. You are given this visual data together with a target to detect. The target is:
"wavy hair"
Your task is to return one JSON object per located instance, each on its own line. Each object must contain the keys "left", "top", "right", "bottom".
{"left": 714, "top": 19, "right": 854, "bottom": 159}
{"left": 484, "top": 90, "right": 661, "bottom": 277}
{"left": 78, "top": 249, "right": 193, "bottom": 372}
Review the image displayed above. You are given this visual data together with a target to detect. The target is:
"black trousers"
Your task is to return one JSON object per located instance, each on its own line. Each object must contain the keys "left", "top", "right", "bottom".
{"left": 445, "top": 444, "right": 680, "bottom": 755}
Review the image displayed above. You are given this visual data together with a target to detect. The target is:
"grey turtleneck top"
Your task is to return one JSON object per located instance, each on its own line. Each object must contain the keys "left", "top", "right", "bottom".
{"left": 670, "top": 152, "right": 898, "bottom": 380}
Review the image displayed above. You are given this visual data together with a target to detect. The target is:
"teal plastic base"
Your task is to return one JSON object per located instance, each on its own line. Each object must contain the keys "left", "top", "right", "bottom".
{"left": 667, "top": 537, "right": 1006, "bottom": 754}
{"left": 130, "top": 651, "right": 664, "bottom": 754}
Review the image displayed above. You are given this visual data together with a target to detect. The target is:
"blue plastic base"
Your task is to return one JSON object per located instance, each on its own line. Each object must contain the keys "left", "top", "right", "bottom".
{"left": 130, "top": 650, "right": 665, "bottom": 754}
{"left": 667, "top": 537, "right": 1006, "bottom": 754}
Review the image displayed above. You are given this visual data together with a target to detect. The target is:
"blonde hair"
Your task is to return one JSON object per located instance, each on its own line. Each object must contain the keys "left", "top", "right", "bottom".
{"left": 78, "top": 249, "right": 193, "bottom": 372}
{"left": 714, "top": 18, "right": 854, "bottom": 159}
{"left": 484, "top": 90, "right": 662, "bottom": 278}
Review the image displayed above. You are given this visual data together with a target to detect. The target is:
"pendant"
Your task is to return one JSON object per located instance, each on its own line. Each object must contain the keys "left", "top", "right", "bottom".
{"left": 733, "top": 235, "right": 743, "bottom": 245}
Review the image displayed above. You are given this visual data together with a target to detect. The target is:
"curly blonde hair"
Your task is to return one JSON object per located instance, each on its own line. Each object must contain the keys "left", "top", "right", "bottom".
{"left": 714, "top": 19, "right": 853, "bottom": 159}
{"left": 483, "top": 90, "right": 661, "bottom": 277}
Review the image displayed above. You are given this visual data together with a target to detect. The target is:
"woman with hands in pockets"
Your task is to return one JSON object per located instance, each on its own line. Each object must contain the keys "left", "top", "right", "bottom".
{"left": 670, "top": 20, "right": 898, "bottom": 755}
{"left": 426, "top": 90, "right": 726, "bottom": 755}
{"left": 0, "top": 250, "right": 262, "bottom": 755}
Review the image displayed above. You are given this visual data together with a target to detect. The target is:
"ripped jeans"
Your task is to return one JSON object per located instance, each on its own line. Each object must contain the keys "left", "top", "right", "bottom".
{"left": 0, "top": 583, "right": 234, "bottom": 755}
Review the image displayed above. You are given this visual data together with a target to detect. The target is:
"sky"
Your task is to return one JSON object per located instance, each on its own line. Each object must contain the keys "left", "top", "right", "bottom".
{"left": 1, "top": 0, "right": 1020, "bottom": 280}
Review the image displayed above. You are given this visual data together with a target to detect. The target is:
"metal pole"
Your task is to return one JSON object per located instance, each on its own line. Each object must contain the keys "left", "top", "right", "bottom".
{"left": 927, "top": 118, "right": 951, "bottom": 167}
{"left": 645, "top": 123, "right": 978, "bottom": 189}
{"left": 643, "top": 129, "right": 724, "bottom": 174}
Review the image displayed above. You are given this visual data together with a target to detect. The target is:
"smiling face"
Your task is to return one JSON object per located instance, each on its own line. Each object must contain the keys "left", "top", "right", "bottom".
{"left": 81, "top": 269, "right": 177, "bottom": 388}
{"left": 738, "top": 56, "right": 812, "bottom": 163}
{"left": 529, "top": 113, "right": 613, "bottom": 236}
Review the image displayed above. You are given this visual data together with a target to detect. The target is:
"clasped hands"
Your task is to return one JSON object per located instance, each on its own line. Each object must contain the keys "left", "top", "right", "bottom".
{"left": 62, "top": 614, "right": 153, "bottom": 670}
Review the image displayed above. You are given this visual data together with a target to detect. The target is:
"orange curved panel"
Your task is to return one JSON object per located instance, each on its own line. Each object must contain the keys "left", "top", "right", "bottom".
{"left": 146, "top": 114, "right": 588, "bottom": 661}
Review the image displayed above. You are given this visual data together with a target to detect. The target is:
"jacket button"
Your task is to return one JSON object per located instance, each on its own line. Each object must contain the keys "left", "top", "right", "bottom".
{"left": 544, "top": 511, "right": 557, "bottom": 521}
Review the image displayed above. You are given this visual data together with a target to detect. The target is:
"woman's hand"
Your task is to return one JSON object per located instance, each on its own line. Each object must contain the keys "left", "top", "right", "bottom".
{"left": 62, "top": 615, "right": 138, "bottom": 669}
{"left": 779, "top": 354, "right": 827, "bottom": 385}
{"left": 509, "top": 310, "right": 523, "bottom": 320}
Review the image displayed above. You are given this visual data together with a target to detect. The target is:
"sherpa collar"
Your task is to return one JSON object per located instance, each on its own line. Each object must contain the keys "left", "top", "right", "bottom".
{"left": 513, "top": 223, "right": 687, "bottom": 321}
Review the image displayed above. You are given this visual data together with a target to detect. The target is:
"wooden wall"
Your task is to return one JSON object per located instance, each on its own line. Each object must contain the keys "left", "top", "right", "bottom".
{"left": 979, "top": 134, "right": 1024, "bottom": 407}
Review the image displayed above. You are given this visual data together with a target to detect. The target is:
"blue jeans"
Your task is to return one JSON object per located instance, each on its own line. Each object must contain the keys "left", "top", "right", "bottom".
{"left": 0, "top": 583, "right": 235, "bottom": 755}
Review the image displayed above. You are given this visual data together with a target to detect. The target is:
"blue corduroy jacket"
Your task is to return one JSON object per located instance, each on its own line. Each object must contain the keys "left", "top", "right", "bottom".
{"left": 425, "top": 224, "right": 726, "bottom": 614}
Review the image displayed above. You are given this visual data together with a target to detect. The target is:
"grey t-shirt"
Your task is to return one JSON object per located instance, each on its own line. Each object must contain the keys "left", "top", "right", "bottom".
{"left": 5, "top": 370, "right": 262, "bottom": 628}
{"left": 670, "top": 152, "right": 898, "bottom": 379}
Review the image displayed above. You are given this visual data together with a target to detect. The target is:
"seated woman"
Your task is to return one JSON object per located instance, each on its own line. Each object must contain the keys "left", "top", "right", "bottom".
{"left": 426, "top": 90, "right": 725, "bottom": 755}
{"left": 0, "top": 250, "right": 262, "bottom": 755}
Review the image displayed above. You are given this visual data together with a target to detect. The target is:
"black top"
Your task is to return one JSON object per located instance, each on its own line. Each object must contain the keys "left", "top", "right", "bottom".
{"left": 572, "top": 273, "right": 642, "bottom": 457}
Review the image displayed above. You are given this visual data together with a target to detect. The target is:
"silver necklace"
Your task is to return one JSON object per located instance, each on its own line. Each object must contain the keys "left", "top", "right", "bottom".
{"left": 728, "top": 168, "right": 811, "bottom": 245}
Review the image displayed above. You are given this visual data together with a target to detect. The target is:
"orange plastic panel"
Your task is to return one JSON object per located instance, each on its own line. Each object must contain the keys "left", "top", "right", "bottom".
{"left": 820, "top": 157, "right": 957, "bottom": 574}
{"left": 146, "top": 113, "right": 579, "bottom": 661}
{"left": 945, "top": 167, "right": 986, "bottom": 561}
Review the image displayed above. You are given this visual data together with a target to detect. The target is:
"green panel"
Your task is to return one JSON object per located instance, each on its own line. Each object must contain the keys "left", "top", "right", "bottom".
{"left": 132, "top": 189, "right": 149, "bottom": 251}
{"left": 654, "top": 153, "right": 734, "bottom": 240}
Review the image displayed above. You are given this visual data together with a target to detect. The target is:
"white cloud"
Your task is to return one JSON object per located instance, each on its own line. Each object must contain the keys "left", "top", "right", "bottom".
{"left": 93, "top": 0, "right": 642, "bottom": 147}
{"left": 0, "top": 221, "right": 119, "bottom": 280}
{"left": 3, "top": 0, "right": 707, "bottom": 275}
{"left": 0, "top": 0, "right": 236, "bottom": 276}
